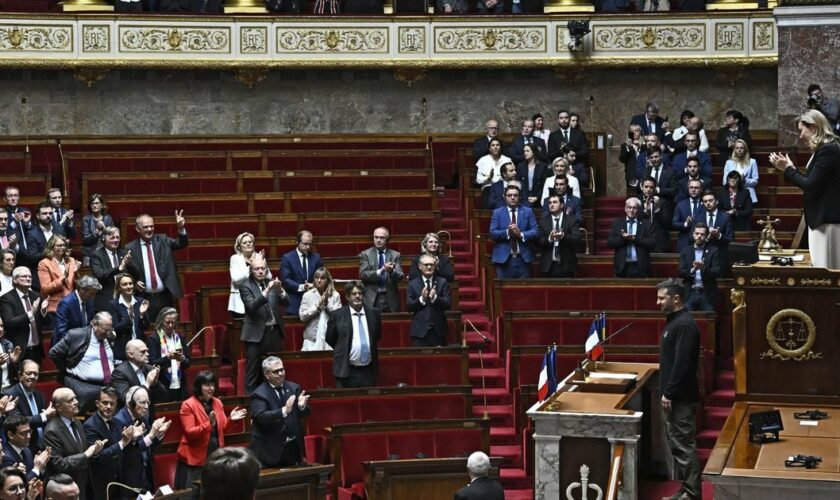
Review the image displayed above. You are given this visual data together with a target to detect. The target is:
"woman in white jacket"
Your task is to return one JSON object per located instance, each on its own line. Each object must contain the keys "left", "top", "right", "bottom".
{"left": 299, "top": 266, "right": 342, "bottom": 351}
{"left": 723, "top": 139, "right": 759, "bottom": 204}
{"left": 228, "top": 232, "right": 270, "bottom": 319}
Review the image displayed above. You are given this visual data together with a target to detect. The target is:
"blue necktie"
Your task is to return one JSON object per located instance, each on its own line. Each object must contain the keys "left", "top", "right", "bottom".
{"left": 378, "top": 251, "right": 386, "bottom": 287}
{"left": 28, "top": 393, "right": 43, "bottom": 444}
{"left": 626, "top": 219, "right": 637, "bottom": 260}
{"left": 356, "top": 312, "right": 370, "bottom": 365}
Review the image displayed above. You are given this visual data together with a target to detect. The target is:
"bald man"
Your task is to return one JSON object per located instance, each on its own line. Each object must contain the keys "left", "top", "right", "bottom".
{"left": 110, "top": 339, "right": 166, "bottom": 405}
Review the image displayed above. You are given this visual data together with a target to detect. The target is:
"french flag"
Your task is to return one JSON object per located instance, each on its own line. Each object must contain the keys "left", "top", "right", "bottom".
{"left": 585, "top": 314, "right": 606, "bottom": 361}
{"left": 537, "top": 346, "right": 557, "bottom": 402}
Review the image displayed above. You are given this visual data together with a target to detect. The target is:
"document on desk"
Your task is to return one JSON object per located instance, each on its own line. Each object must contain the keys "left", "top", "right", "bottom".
{"left": 588, "top": 372, "right": 637, "bottom": 381}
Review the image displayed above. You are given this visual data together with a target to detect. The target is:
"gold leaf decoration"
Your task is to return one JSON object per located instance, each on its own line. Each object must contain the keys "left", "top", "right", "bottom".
{"left": 436, "top": 27, "right": 546, "bottom": 53}
{"left": 0, "top": 25, "right": 72, "bottom": 52}
{"left": 120, "top": 27, "right": 230, "bottom": 53}
{"left": 593, "top": 25, "right": 705, "bottom": 51}
{"left": 276, "top": 28, "right": 388, "bottom": 53}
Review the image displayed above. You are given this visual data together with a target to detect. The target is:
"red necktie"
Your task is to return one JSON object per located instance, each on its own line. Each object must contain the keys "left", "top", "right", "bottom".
{"left": 145, "top": 241, "right": 159, "bottom": 290}
{"left": 99, "top": 340, "right": 111, "bottom": 384}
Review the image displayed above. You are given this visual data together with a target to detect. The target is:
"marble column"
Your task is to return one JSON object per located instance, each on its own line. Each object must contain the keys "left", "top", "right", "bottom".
{"left": 775, "top": 4, "right": 840, "bottom": 147}
{"left": 533, "top": 433, "right": 561, "bottom": 500}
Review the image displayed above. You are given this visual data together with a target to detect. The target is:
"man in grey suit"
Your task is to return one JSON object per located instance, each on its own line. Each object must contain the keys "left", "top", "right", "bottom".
{"left": 326, "top": 281, "right": 382, "bottom": 388}
{"left": 239, "top": 254, "right": 289, "bottom": 393}
{"left": 49, "top": 312, "right": 116, "bottom": 413}
{"left": 124, "top": 211, "right": 188, "bottom": 323}
{"left": 44, "top": 387, "right": 106, "bottom": 500}
{"left": 359, "top": 227, "right": 404, "bottom": 312}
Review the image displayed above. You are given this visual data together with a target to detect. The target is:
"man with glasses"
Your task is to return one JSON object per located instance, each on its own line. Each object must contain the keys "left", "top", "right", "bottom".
{"left": 490, "top": 185, "right": 538, "bottom": 279}
{"left": 250, "top": 356, "right": 310, "bottom": 468}
{"left": 473, "top": 119, "right": 502, "bottom": 162}
{"left": 113, "top": 385, "right": 170, "bottom": 496}
{"left": 406, "top": 254, "right": 451, "bottom": 347}
{"left": 0, "top": 267, "right": 49, "bottom": 364}
{"left": 607, "top": 198, "right": 656, "bottom": 278}
{"left": 7, "top": 360, "right": 54, "bottom": 451}
{"left": 2, "top": 413, "right": 50, "bottom": 481}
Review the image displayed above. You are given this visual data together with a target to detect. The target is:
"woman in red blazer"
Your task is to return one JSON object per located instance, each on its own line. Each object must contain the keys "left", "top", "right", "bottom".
{"left": 174, "top": 370, "right": 247, "bottom": 491}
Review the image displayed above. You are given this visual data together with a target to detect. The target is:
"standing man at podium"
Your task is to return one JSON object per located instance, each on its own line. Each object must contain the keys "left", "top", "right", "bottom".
{"left": 656, "top": 278, "right": 701, "bottom": 500}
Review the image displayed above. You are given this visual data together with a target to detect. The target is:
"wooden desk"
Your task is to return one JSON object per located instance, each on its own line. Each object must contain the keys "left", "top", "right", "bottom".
{"left": 363, "top": 457, "right": 502, "bottom": 500}
{"left": 704, "top": 402, "right": 840, "bottom": 500}
{"left": 528, "top": 362, "right": 664, "bottom": 500}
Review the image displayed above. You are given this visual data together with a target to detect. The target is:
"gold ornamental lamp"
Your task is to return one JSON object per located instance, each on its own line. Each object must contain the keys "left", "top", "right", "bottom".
{"left": 225, "top": 0, "right": 269, "bottom": 13}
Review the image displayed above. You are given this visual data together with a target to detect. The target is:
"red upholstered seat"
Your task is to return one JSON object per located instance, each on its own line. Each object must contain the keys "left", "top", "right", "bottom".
{"left": 153, "top": 453, "right": 178, "bottom": 489}
{"left": 376, "top": 358, "right": 415, "bottom": 387}
{"left": 411, "top": 395, "right": 466, "bottom": 420}
{"left": 339, "top": 433, "right": 389, "bottom": 489}
{"left": 359, "top": 398, "right": 410, "bottom": 423}
{"left": 433, "top": 429, "right": 482, "bottom": 458}
{"left": 387, "top": 430, "right": 435, "bottom": 459}
{"left": 420, "top": 356, "right": 464, "bottom": 386}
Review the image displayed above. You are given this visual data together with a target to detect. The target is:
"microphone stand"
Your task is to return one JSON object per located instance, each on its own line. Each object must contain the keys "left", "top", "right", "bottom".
{"left": 186, "top": 326, "right": 216, "bottom": 355}
{"left": 464, "top": 319, "right": 491, "bottom": 420}
{"left": 107, "top": 481, "right": 144, "bottom": 500}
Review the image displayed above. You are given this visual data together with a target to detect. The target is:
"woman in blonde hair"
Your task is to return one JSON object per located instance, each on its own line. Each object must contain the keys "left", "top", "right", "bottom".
{"left": 228, "top": 232, "right": 270, "bottom": 319}
{"left": 770, "top": 109, "right": 840, "bottom": 268}
{"left": 409, "top": 232, "right": 455, "bottom": 282}
{"left": 299, "top": 266, "right": 341, "bottom": 351}
{"left": 723, "top": 139, "right": 759, "bottom": 204}
{"left": 38, "top": 235, "right": 79, "bottom": 314}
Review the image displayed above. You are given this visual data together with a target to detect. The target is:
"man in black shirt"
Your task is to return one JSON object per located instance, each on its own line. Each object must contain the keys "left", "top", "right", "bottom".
{"left": 656, "top": 278, "right": 701, "bottom": 500}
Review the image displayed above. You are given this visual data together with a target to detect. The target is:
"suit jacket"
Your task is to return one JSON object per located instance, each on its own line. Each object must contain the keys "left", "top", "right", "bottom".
{"left": 630, "top": 113, "right": 666, "bottom": 140}
{"left": 6, "top": 383, "right": 47, "bottom": 450}
{"left": 124, "top": 232, "right": 189, "bottom": 298}
{"left": 0, "top": 288, "right": 45, "bottom": 352}
{"left": 717, "top": 188, "right": 754, "bottom": 232}
{"left": 325, "top": 305, "right": 382, "bottom": 379}
{"left": 783, "top": 142, "right": 840, "bottom": 229}
{"left": 108, "top": 297, "right": 149, "bottom": 361}
{"left": 635, "top": 150, "right": 672, "bottom": 182}
{"left": 50, "top": 326, "right": 112, "bottom": 374}
{"left": 637, "top": 195, "right": 674, "bottom": 253}
{"left": 5, "top": 206, "right": 30, "bottom": 258}
{"left": 177, "top": 396, "right": 233, "bottom": 466}
{"left": 249, "top": 380, "right": 310, "bottom": 467}
{"left": 83, "top": 412, "right": 124, "bottom": 500}
{"left": 672, "top": 197, "right": 705, "bottom": 251}
{"left": 606, "top": 218, "right": 656, "bottom": 277}
{"left": 700, "top": 210, "right": 734, "bottom": 263}
{"left": 406, "top": 276, "right": 451, "bottom": 341}
{"left": 675, "top": 175, "right": 713, "bottom": 203}
{"left": 52, "top": 207, "right": 77, "bottom": 240}
{"left": 671, "top": 151, "right": 713, "bottom": 180}
{"left": 408, "top": 254, "right": 455, "bottom": 283}
{"left": 489, "top": 205, "right": 539, "bottom": 264}
{"left": 239, "top": 277, "right": 288, "bottom": 344}
{"left": 113, "top": 406, "right": 155, "bottom": 492}
{"left": 538, "top": 213, "right": 581, "bottom": 276}
{"left": 53, "top": 291, "right": 95, "bottom": 349}
{"left": 45, "top": 416, "right": 90, "bottom": 499}
{"left": 89, "top": 246, "right": 128, "bottom": 312}
{"left": 516, "top": 160, "right": 549, "bottom": 201}
{"left": 38, "top": 257, "right": 78, "bottom": 313}
{"left": 547, "top": 127, "right": 589, "bottom": 162}
{"left": 454, "top": 476, "right": 505, "bottom": 500}
{"left": 109, "top": 361, "right": 167, "bottom": 405}
{"left": 507, "top": 135, "right": 547, "bottom": 165}
{"left": 1, "top": 440, "right": 40, "bottom": 481}
{"left": 25, "top": 222, "right": 62, "bottom": 263}
{"left": 487, "top": 180, "right": 530, "bottom": 210}
{"left": 81, "top": 214, "right": 115, "bottom": 258}
{"left": 640, "top": 165, "right": 678, "bottom": 202}
{"left": 148, "top": 331, "right": 191, "bottom": 391}
{"left": 679, "top": 244, "right": 721, "bottom": 306}
{"left": 540, "top": 192, "right": 583, "bottom": 223}
{"left": 280, "top": 249, "right": 323, "bottom": 316}
{"left": 359, "top": 247, "right": 404, "bottom": 312}
{"left": 472, "top": 136, "right": 501, "bottom": 162}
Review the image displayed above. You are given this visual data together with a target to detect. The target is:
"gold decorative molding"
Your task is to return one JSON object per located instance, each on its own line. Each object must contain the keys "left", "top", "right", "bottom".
{"left": 434, "top": 26, "right": 547, "bottom": 53}
{"left": 730, "top": 288, "right": 745, "bottom": 310}
{"left": 715, "top": 22, "right": 744, "bottom": 51}
{"left": 393, "top": 68, "right": 427, "bottom": 86}
{"left": 398, "top": 27, "right": 426, "bottom": 54}
{"left": 800, "top": 278, "right": 832, "bottom": 286}
{"left": 750, "top": 277, "right": 780, "bottom": 286}
{"left": 0, "top": 25, "right": 73, "bottom": 52}
{"left": 82, "top": 25, "right": 110, "bottom": 53}
{"left": 119, "top": 26, "right": 231, "bottom": 53}
{"left": 276, "top": 27, "right": 388, "bottom": 53}
{"left": 233, "top": 67, "right": 267, "bottom": 89}
{"left": 753, "top": 21, "right": 774, "bottom": 51}
{"left": 240, "top": 27, "right": 268, "bottom": 54}
{"left": 61, "top": 0, "right": 114, "bottom": 12}
{"left": 593, "top": 25, "right": 705, "bottom": 51}
{"left": 760, "top": 308, "right": 822, "bottom": 361}
{"left": 73, "top": 67, "right": 108, "bottom": 87}
{"left": 223, "top": 0, "right": 268, "bottom": 13}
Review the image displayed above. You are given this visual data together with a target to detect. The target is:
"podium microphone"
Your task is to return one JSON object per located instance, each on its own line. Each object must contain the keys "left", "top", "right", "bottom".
{"left": 186, "top": 325, "right": 215, "bottom": 348}
{"left": 464, "top": 319, "right": 491, "bottom": 420}
{"left": 106, "top": 482, "right": 144, "bottom": 500}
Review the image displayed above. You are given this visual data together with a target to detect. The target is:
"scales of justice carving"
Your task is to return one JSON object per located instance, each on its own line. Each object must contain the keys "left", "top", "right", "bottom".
{"left": 565, "top": 464, "right": 603, "bottom": 500}
{"left": 761, "top": 309, "right": 823, "bottom": 361}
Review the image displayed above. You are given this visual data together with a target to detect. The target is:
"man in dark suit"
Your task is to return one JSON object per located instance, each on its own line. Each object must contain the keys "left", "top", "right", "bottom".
{"left": 548, "top": 109, "right": 589, "bottom": 163}
{"left": 46, "top": 188, "right": 77, "bottom": 240}
{"left": 326, "top": 281, "right": 382, "bottom": 388}
{"left": 675, "top": 157, "right": 712, "bottom": 203}
{"left": 540, "top": 176, "right": 583, "bottom": 223}
{"left": 249, "top": 356, "right": 310, "bottom": 468}
{"left": 635, "top": 134, "right": 671, "bottom": 182}
{"left": 606, "top": 198, "right": 657, "bottom": 278}
{"left": 672, "top": 179, "right": 706, "bottom": 252}
{"left": 45, "top": 387, "right": 107, "bottom": 500}
{"left": 630, "top": 102, "right": 667, "bottom": 141}
{"left": 4, "top": 186, "right": 31, "bottom": 256}
{"left": 678, "top": 223, "right": 721, "bottom": 312}
{"left": 359, "top": 227, "right": 404, "bottom": 312}
{"left": 110, "top": 339, "right": 166, "bottom": 405}
{"left": 406, "top": 254, "right": 451, "bottom": 347}
{"left": 83, "top": 386, "right": 138, "bottom": 500}
{"left": 108, "top": 275, "right": 149, "bottom": 363}
{"left": 124, "top": 211, "right": 188, "bottom": 323}
{"left": 89, "top": 227, "right": 131, "bottom": 313}
{"left": 507, "top": 118, "right": 547, "bottom": 165}
{"left": 538, "top": 194, "right": 581, "bottom": 278}
{"left": 112, "top": 386, "right": 170, "bottom": 496}
{"left": 637, "top": 149, "right": 677, "bottom": 201}
{"left": 489, "top": 185, "right": 539, "bottom": 279}
{"left": 52, "top": 276, "right": 100, "bottom": 349}
{"left": 280, "top": 230, "right": 323, "bottom": 316}
{"left": 487, "top": 163, "right": 528, "bottom": 210}
{"left": 2, "top": 413, "right": 50, "bottom": 481}
{"left": 454, "top": 451, "right": 504, "bottom": 500}
{"left": 637, "top": 177, "right": 674, "bottom": 253}
{"left": 0, "top": 266, "right": 49, "bottom": 363}
{"left": 49, "top": 312, "right": 116, "bottom": 413}
{"left": 473, "top": 119, "right": 501, "bottom": 162}
{"left": 699, "top": 191, "right": 734, "bottom": 273}
{"left": 0, "top": 211, "right": 21, "bottom": 254}
{"left": 6, "top": 360, "right": 53, "bottom": 451}
{"left": 670, "top": 133, "right": 712, "bottom": 180}
{"left": 240, "top": 255, "right": 288, "bottom": 394}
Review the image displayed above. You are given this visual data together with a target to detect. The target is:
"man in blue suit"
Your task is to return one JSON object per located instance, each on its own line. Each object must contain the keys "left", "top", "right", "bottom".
{"left": 488, "top": 163, "right": 528, "bottom": 210}
{"left": 280, "top": 230, "right": 322, "bottom": 316}
{"left": 46, "top": 188, "right": 77, "bottom": 241}
{"left": 670, "top": 133, "right": 712, "bottom": 180}
{"left": 672, "top": 179, "right": 706, "bottom": 252}
{"left": 490, "top": 185, "right": 538, "bottom": 279}
{"left": 52, "top": 276, "right": 101, "bottom": 349}
{"left": 630, "top": 102, "right": 667, "bottom": 141}
{"left": 83, "top": 386, "right": 137, "bottom": 500}
{"left": 2, "top": 413, "right": 50, "bottom": 481}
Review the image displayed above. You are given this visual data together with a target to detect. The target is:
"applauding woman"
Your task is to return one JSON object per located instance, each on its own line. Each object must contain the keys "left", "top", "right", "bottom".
{"left": 37, "top": 235, "right": 78, "bottom": 316}
{"left": 175, "top": 370, "right": 247, "bottom": 492}
{"left": 149, "top": 307, "right": 190, "bottom": 402}
{"left": 299, "top": 267, "right": 342, "bottom": 351}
